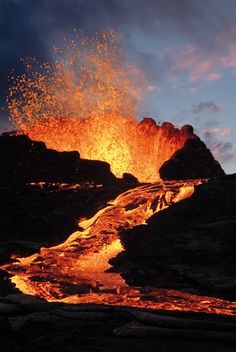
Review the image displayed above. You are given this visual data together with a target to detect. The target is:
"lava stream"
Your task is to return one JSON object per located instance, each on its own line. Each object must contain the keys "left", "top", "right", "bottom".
{"left": 3, "top": 180, "right": 236, "bottom": 315}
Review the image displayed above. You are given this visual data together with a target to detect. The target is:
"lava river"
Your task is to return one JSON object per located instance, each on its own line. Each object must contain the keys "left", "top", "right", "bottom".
{"left": 2, "top": 180, "right": 236, "bottom": 315}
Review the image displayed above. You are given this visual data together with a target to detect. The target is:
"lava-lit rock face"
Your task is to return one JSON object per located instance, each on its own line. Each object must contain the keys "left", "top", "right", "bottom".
{"left": 159, "top": 138, "right": 225, "bottom": 180}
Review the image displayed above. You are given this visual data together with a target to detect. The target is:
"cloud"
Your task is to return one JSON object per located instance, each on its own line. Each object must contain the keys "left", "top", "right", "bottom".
{"left": 1, "top": 1, "right": 236, "bottom": 82}
{"left": 192, "top": 101, "right": 220, "bottom": 114}
{"left": 161, "top": 40, "right": 236, "bottom": 83}
{"left": 147, "top": 85, "right": 158, "bottom": 92}
{"left": 204, "top": 127, "right": 234, "bottom": 137}
{"left": 189, "top": 87, "right": 198, "bottom": 93}
{"left": 1, "top": 0, "right": 236, "bottom": 112}
{"left": 203, "top": 128, "right": 236, "bottom": 164}
{"left": 207, "top": 140, "right": 236, "bottom": 164}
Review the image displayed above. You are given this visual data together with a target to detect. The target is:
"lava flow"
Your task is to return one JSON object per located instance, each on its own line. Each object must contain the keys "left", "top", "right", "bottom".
{"left": 2, "top": 180, "right": 236, "bottom": 315}
{"left": 5, "top": 29, "right": 235, "bottom": 316}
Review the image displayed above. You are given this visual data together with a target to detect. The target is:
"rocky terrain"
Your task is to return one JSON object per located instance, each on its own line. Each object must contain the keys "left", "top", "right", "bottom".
{"left": 0, "top": 133, "right": 119, "bottom": 185}
{"left": 0, "top": 134, "right": 137, "bottom": 263}
{"left": 112, "top": 174, "right": 236, "bottom": 300}
{"left": 0, "top": 132, "right": 235, "bottom": 351}
{"left": 0, "top": 293, "right": 235, "bottom": 352}
{"left": 159, "top": 138, "right": 225, "bottom": 180}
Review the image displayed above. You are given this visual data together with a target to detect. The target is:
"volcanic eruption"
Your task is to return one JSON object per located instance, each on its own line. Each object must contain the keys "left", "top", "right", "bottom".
{"left": 2, "top": 30, "right": 235, "bottom": 317}
{"left": 7, "top": 30, "right": 202, "bottom": 182}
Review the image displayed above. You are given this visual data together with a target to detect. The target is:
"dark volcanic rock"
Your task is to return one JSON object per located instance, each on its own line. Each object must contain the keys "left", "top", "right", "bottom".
{"left": 122, "top": 173, "right": 139, "bottom": 184}
{"left": 0, "top": 182, "right": 135, "bottom": 266}
{"left": 113, "top": 175, "right": 236, "bottom": 298}
{"left": 0, "top": 134, "right": 135, "bottom": 263}
{"left": 0, "top": 296, "right": 235, "bottom": 352}
{"left": 0, "top": 241, "right": 41, "bottom": 265}
{"left": 0, "top": 134, "right": 117, "bottom": 185}
{"left": 159, "top": 138, "right": 225, "bottom": 180}
{"left": 0, "top": 270, "right": 19, "bottom": 297}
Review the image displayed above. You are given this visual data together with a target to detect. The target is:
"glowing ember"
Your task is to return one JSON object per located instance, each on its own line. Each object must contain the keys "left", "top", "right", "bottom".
{"left": 8, "top": 30, "right": 195, "bottom": 182}
{"left": 3, "top": 180, "right": 236, "bottom": 315}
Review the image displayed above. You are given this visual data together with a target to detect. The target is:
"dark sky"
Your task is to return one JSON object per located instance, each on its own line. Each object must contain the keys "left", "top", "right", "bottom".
{"left": 1, "top": 0, "right": 236, "bottom": 172}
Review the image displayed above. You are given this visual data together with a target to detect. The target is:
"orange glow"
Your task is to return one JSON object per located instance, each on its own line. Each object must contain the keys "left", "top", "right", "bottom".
{"left": 3, "top": 179, "right": 236, "bottom": 315}
{"left": 8, "top": 30, "right": 195, "bottom": 182}
{"left": 20, "top": 117, "right": 194, "bottom": 182}
{"left": 4, "top": 30, "right": 234, "bottom": 316}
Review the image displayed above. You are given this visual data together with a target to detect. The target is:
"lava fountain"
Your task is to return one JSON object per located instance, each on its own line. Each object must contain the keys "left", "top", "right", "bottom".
{"left": 4, "top": 30, "right": 235, "bottom": 316}
{"left": 8, "top": 30, "right": 195, "bottom": 182}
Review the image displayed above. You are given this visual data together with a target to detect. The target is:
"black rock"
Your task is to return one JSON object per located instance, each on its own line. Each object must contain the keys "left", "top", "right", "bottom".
{"left": 122, "top": 173, "right": 139, "bottom": 184}
{"left": 113, "top": 176, "right": 236, "bottom": 298}
{"left": 0, "top": 134, "right": 135, "bottom": 257}
{"left": 0, "top": 134, "right": 117, "bottom": 185}
{"left": 159, "top": 138, "right": 225, "bottom": 180}
{"left": 0, "top": 241, "right": 41, "bottom": 265}
{"left": 0, "top": 316, "right": 13, "bottom": 341}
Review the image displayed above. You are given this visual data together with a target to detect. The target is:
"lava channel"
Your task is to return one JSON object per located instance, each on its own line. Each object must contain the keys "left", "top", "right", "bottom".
{"left": 2, "top": 180, "right": 236, "bottom": 315}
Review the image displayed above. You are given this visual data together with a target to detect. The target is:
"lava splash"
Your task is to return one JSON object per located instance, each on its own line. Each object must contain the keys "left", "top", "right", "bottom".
{"left": 8, "top": 30, "right": 196, "bottom": 182}
{"left": 3, "top": 180, "right": 236, "bottom": 315}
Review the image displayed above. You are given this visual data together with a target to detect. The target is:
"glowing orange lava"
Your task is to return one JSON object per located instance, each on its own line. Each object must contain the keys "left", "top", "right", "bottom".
{"left": 5, "top": 30, "right": 235, "bottom": 316}
{"left": 8, "top": 30, "right": 195, "bottom": 182}
{"left": 3, "top": 180, "right": 236, "bottom": 315}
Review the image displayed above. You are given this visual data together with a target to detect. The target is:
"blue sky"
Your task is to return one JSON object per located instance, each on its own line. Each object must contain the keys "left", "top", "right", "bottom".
{"left": 0, "top": 0, "right": 236, "bottom": 173}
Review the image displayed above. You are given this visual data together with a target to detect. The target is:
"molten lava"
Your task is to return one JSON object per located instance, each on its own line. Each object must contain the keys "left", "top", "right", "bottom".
{"left": 7, "top": 30, "right": 195, "bottom": 182}
{"left": 21, "top": 117, "right": 195, "bottom": 182}
{"left": 5, "top": 30, "right": 235, "bottom": 316}
{"left": 3, "top": 180, "right": 236, "bottom": 315}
